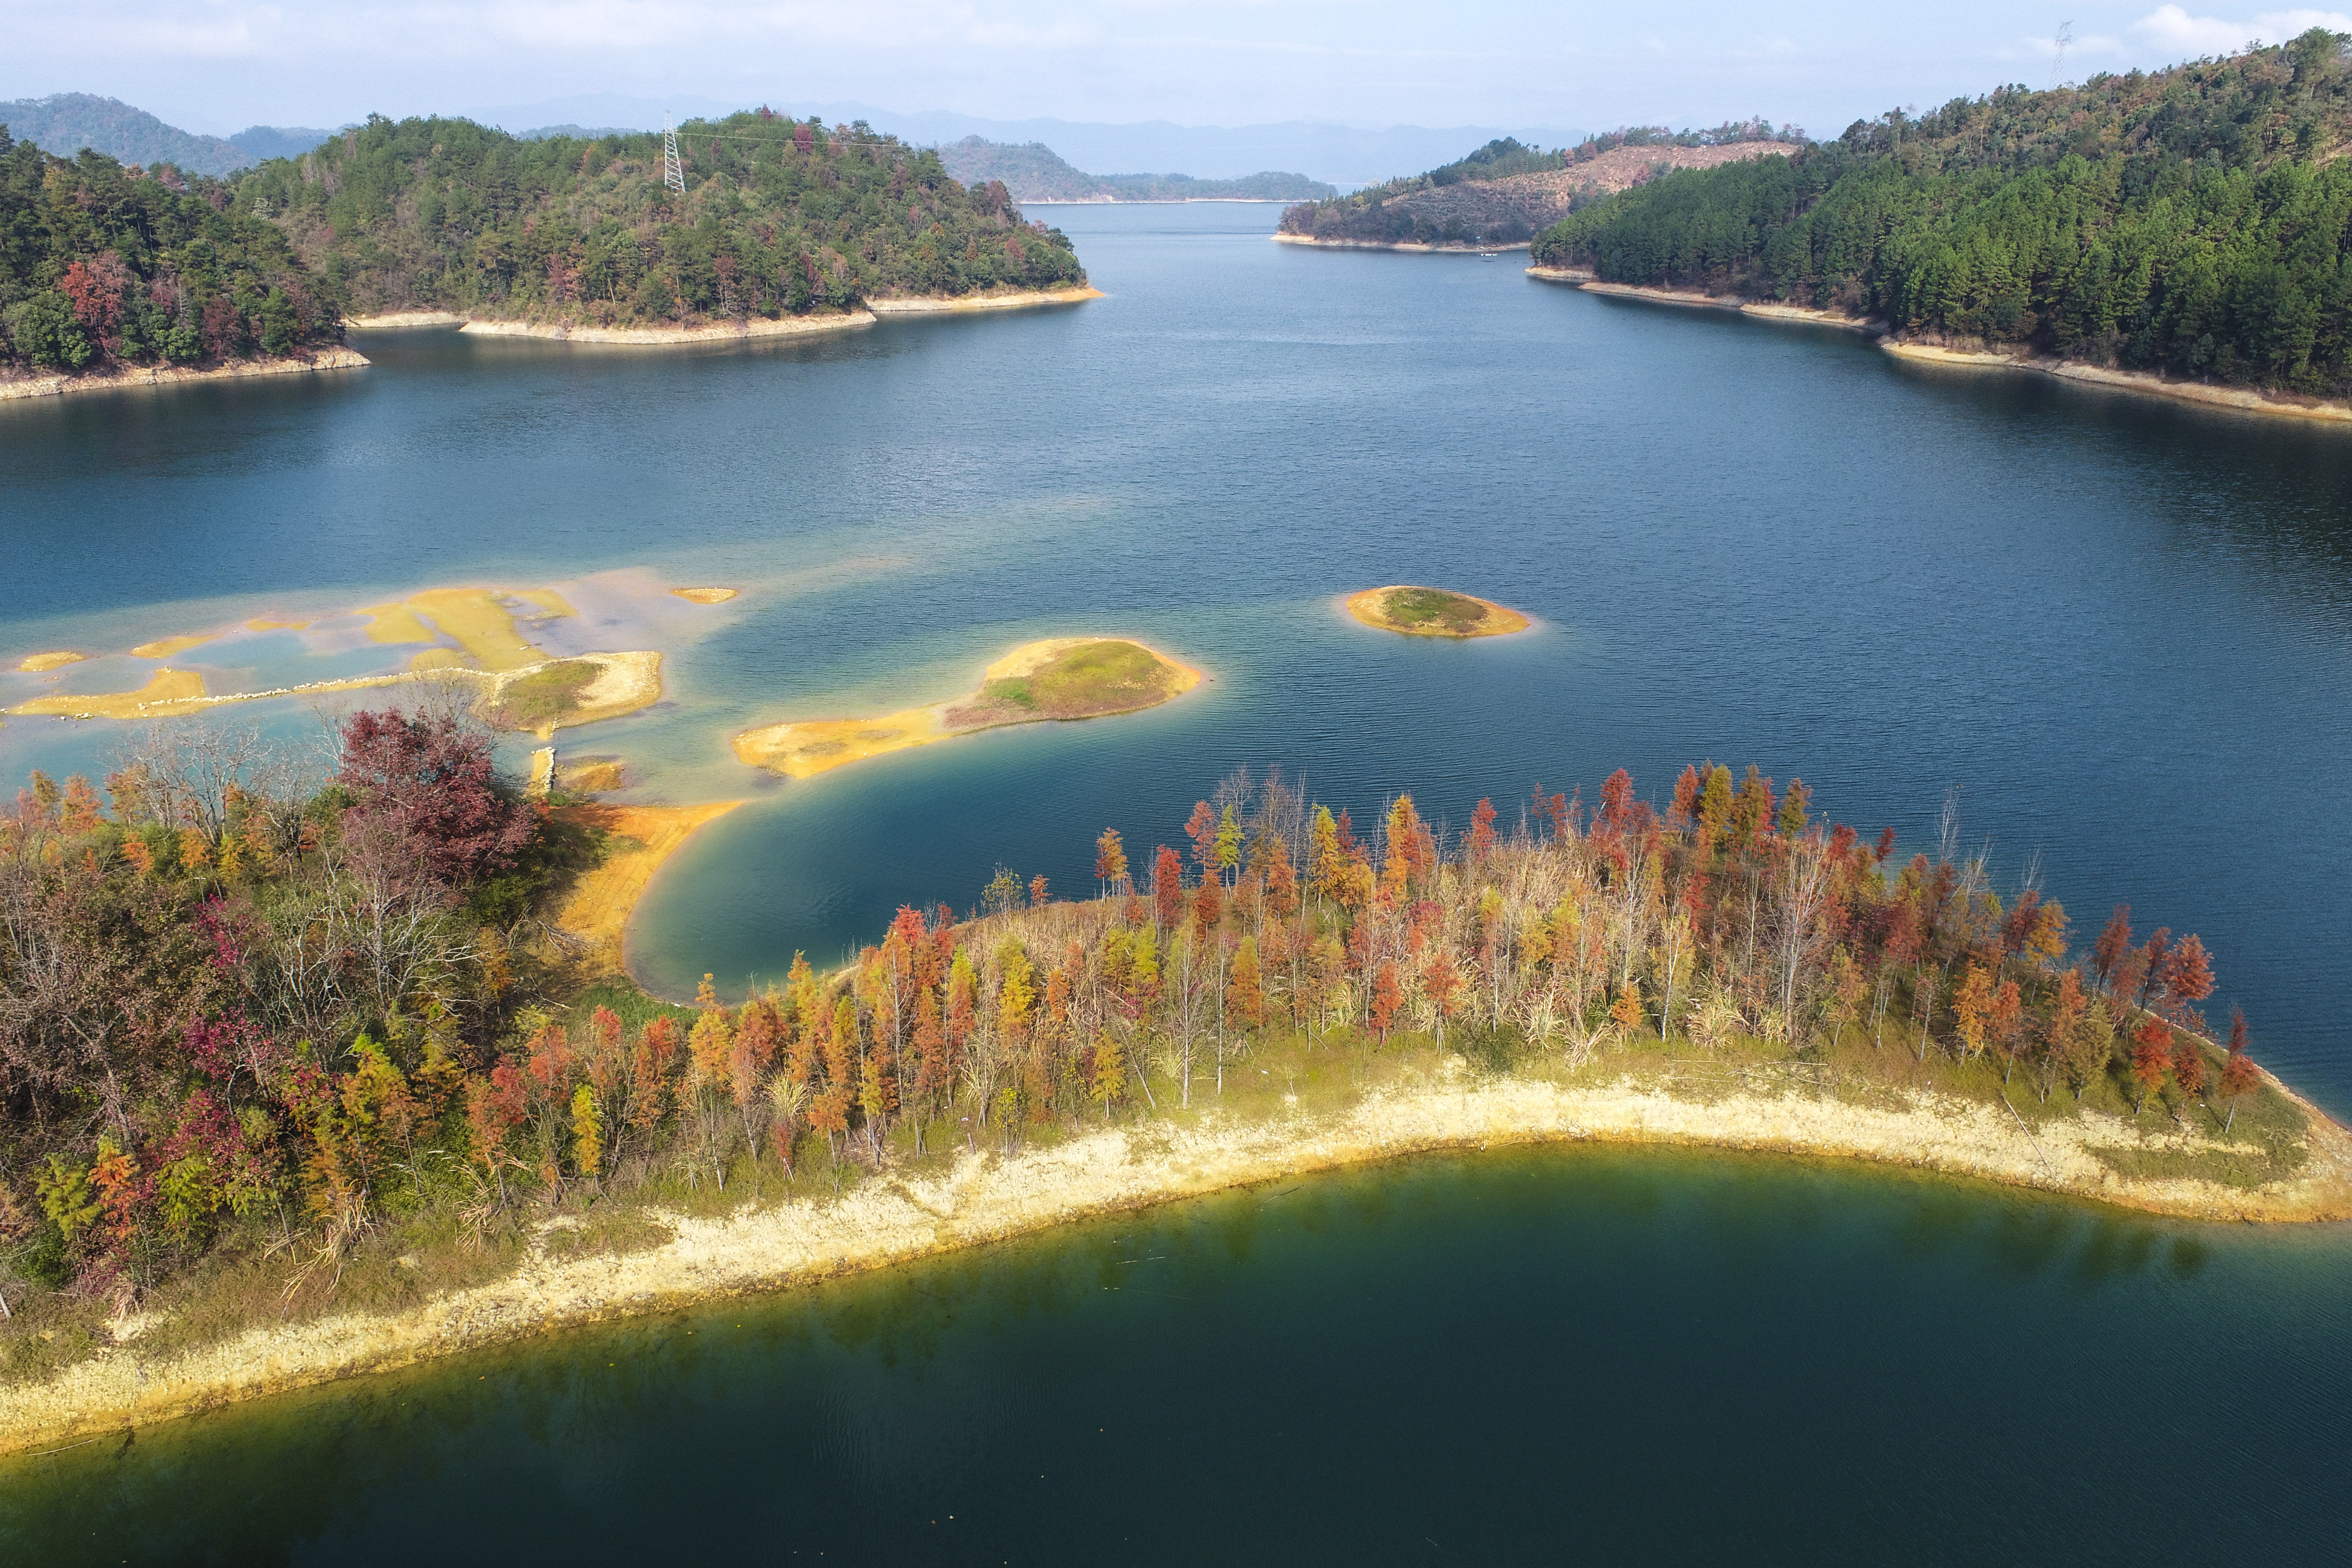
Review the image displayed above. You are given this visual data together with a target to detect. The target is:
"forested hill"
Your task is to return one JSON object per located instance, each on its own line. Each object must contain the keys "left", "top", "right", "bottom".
{"left": 1280, "top": 127, "right": 1795, "bottom": 248}
{"left": 936, "top": 137, "right": 1334, "bottom": 203}
{"left": 232, "top": 112, "right": 1087, "bottom": 327}
{"left": 0, "top": 131, "right": 345, "bottom": 380}
{"left": 1533, "top": 32, "right": 2352, "bottom": 396}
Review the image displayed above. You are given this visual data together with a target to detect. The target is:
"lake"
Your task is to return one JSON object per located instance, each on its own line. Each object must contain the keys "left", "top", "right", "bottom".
{"left": 2, "top": 203, "right": 2348, "bottom": 1557}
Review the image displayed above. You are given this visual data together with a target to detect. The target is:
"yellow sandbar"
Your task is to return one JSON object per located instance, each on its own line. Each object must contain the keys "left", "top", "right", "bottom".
{"left": 735, "top": 637, "right": 1201, "bottom": 780}
{"left": 11, "top": 669, "right": 206, "bottom": 718}
{"left": 130, "top": 633, "right": 218, "bottom": 659}
{"left": 1345, "top": 585, "right": 1531, "bottom": 639}
{"left": 17, "top": 652, "right": 85, "bottom": 672}
{"left": 671, "top": 587, "right": 739, "bottom": 604}
{"left": 549, "top": 800, "right": 742, "bottom": 972}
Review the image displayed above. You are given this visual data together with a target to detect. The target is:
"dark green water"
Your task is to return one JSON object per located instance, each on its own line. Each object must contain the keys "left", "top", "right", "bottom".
{"left": 4, "top": 206, "right": 2350, "bottom": 1558}
{"left": 5, "top": 1148, "right": 2346, "bottom": 1564}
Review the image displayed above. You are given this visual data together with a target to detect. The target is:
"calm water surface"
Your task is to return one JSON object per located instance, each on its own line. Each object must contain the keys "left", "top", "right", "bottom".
{"left": 3, "top": 206, "right": 2349, "bottom": 1559}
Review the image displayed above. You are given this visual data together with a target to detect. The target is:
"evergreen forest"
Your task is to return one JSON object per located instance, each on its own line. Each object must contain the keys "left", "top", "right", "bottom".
{"left": 1533, "top": 32, "right": 2352, "bottom": 394}
{"left": 0, "top": 129, "right": 346, "bottom": 377}
{"left": 232, "top": 111, "right": 1087, "bottom": 327}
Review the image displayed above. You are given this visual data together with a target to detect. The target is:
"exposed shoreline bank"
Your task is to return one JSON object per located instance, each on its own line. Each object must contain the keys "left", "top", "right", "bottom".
{"left": 1278, "top": 234, "right": 1529, "bottom": 253}
{"left": 1529, "top": 270, "right": 2352, "bottom": 419}
{"left": 0, "top": 348, "right": 369, "bottom": 403}
{"left": 867, "top": 285, "right": 1103, "bottom": 315}
{"left": 345, "top": 289, "right": 1102, "bottom": 345}
{"left": 4, "top": 1064, "right": 2344, "bottom": 1458}
{"left": 1880, "top": 341, "right": 2352, "bottom": 423}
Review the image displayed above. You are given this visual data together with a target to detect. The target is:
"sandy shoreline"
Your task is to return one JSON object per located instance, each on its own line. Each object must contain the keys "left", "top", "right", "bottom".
{"left": 3, "top": 1064, "right": 2343, "bottom": 1457}
{"left": 1278, "top": 234, "right": 1529, "bottom": 253}
{"left": 549, "top": 799, "right": 743, "bottom": 973}
{"left": 344, "top": 289, "right": 1101, "bottom": 345}
{"left": 1534, "top": 272, "right": 2351, "bottom": 419}
{"left": 0, "top": 348, "right": 368, "bottom": 403}
{"left": 867, "top": 286, "right": 1104, "bottom": 315}
{"left": 1881, "top": 341, "right": 2352, "bottom": 423}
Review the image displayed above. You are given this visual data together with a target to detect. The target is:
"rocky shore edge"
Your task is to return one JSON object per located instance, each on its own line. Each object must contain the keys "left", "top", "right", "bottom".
{"left": 0, "top": 348, "right": 369, "bottom": 403}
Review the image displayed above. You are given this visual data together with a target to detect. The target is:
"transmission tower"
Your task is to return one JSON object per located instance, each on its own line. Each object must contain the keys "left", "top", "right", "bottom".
{"left": 2053, "top": 21, "right": 2074, "bottom": 88}
{"left": 662, "top": 115, "right": 685, "bottom": 195}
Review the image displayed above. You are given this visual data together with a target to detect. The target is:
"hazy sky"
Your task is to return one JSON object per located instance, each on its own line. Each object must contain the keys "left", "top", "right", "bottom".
{"left": 5, "top": 2, "right": 2348, "bottom": 135}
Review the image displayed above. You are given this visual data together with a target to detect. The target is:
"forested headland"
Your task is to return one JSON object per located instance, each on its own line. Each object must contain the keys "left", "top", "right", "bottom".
{"left": 3, "top": 704, "right": 2333, "bottom": 1432}
{"left": 1533, "top": 32, "right": 2352, "bottom": 396}
{"left": 1279, "top": 126, "right": 1796, "bottom": 249}
{"left": 0, "top": 128, "right": 347, "bottom": 383}
{"left": 234, "top": 111, "right": 1087, "bottom": 328}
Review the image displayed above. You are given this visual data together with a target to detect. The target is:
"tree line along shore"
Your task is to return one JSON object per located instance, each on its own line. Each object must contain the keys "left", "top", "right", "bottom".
{"left": 1525, "top": 32, "right": 2352, "bottom": 405}
{"left": 3, "top": 702, "right": 2343, "bottom": 1449}
{"left": 1, "top": 109, "right": 1092, "bottom": 394}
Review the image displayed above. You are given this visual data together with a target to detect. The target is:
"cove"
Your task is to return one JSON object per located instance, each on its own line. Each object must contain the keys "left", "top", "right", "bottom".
{"left": 4, "top": 1145, "right": 2346, "bottom": 1563}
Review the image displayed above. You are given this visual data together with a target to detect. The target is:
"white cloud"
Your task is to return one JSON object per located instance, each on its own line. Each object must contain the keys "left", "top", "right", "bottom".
{"left": 2130, "top": 5, "right": 2352, "bottom": 57}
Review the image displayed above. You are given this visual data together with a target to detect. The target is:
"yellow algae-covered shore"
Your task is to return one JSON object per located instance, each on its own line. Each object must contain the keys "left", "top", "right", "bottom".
{"left": 734, "top": 636, "right": 1201, "bottom": 779}
{"left": 3, "top": 1062, "right": 2345, "bottom": 1458}
{"left": 7, "top": 586, "right": 658, "bottom": 734}
{"left": 547, "top": 799, "right": 743, "bottom": 972}
{"left": 1347, "top": 586, "right": 1531, "bottom": 639}
{"left": 0, "top": 348, "right": 369, "bottom": 402}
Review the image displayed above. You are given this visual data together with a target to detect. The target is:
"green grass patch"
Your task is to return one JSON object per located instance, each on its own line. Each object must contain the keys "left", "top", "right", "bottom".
{"left": 1382, "top": 587, "right": 1488, "bottom": 634}
{"left": 980, "top": 640, "right": 1178, "bottom": 719}
{"left": 493, "top": 660, "right": 599, "bottom": 731}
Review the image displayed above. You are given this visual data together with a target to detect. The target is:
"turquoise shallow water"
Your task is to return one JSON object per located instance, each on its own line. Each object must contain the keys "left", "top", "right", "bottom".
{"left": 3, "top": 206, "right": 2351, "bottom": 1558}
{"left": 4, "top": 1146, "right": 2347, "bottom": 1563}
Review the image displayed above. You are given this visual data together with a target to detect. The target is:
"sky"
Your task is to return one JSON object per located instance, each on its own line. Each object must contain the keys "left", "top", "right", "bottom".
{"left": 3, "top": 1, "right": 2349, "bottom": 138}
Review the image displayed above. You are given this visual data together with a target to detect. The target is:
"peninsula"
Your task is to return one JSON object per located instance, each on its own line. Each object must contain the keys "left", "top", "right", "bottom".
{"left": 1, "top": 750, "right": 2344, "bottom": 1461}
{"left": 733, "top": 637, "right": 1201, "bottom": 778}
{"left": 1528, "top": 33, "right": 2352, "bottom": 414}
{"left": 1347, "top": 585, "right": 1530, "bottom": 638}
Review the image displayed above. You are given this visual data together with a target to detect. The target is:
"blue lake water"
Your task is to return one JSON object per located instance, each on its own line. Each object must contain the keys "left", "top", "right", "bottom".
{"left": 3, "top": 204, "right": 2349, "bottom": 1559}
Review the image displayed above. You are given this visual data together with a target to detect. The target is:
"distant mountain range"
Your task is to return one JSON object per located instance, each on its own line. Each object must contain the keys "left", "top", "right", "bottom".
{"left": 935, "top": 138, "right": 1333, "bottom": 203}
{"left": 0, "top": 89, "right": 1584, "bottom": 192}
{"left": 0, "top": 94, "right": 332, "bottom": 174}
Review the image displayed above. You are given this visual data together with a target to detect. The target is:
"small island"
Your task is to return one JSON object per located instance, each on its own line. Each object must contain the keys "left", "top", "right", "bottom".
{"left": 735, "top": 637, "right": 1201, "bottom": 778}
{"left": 1346, "top": 585, "right": 1531, "bottom": 638}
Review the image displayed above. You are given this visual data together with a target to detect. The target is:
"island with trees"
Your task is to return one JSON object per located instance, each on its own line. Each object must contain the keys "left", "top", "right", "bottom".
{"left": 250, "top": 111, "right": 1094, "bottom": 341}
{"left": 2, "top": 107, "right": 1098, "bottom": 392}
{"left": 1529, "top": 32, "right": 2352, "bottom": 413}
{"left": 1346, "top": 586, "right": 1530, "bottom": 638}
{"left": 734, "top": 637, "right": 1203, "bottom": 778}
{"left": 1277, "top": 129, "right": 1799, "bottom": 251}
{"left": 3, "top": 717, "right": 2345, "bottom": 1455}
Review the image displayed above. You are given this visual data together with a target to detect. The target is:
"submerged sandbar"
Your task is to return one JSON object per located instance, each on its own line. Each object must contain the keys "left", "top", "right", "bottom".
{"left": 734, "top": 637, "right": 1202, "bottom": 779}
{"left": 1346, "top": 585, "right": 1531, "bottom": 638}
